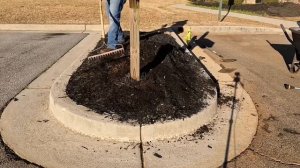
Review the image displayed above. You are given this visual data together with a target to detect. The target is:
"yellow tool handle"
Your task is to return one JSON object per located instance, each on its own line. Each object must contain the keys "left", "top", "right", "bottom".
{"left": 99, "top": 0, "right": 105, "bottom": 39}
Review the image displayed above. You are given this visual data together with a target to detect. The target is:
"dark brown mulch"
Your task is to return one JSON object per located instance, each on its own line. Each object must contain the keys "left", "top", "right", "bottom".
{"left": 66, "top": 32, "right": 216, "bottom": 125}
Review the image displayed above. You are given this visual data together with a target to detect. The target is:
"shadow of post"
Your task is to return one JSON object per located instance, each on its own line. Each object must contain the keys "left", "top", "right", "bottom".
{"left": 223, "top": 72, "right": 240, "bottom": 168}
{"left": 266, "top": 40, "right": 296, "bottom": 71}
{"left": 220, "top": 0, "right": 235, "bottom": 22}
{"left": 140, "top": 44, "right": 174, "bottom": 75}
{"left": 221, "top": 5, "right": 233, "bottom": 22}
{"left": 188, "top": 31, "right": 215, "bottom": 50}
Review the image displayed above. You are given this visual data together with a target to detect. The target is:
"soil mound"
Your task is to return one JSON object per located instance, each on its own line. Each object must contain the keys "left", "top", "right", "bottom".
{"left": 67, "top": 33, "right": 216, "bottom": 124}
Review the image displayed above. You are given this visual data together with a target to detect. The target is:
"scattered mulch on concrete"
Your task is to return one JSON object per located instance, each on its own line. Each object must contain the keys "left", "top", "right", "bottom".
{"left": 191, "top": 125, "right": 210, "bottom": 136}
{"left": 188, "top": 124, "right": 213, "bottom": 140}
{"left": 165, "top": 123, "right": 214, "bottom": 143}
{"left": 218, "top": 94, "right": 235, "bottom": 106}
{"left": 67, "top": 32, "right": 216, "bottom": 125}
{"left": 153, "top": 152, "right": 163, "bottom": 158}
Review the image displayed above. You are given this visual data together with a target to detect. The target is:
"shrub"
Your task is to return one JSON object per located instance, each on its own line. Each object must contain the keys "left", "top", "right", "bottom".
{"left": 188, "top": 0, "right": 244, "bottom": 6}
{"left": 262, "top": 0, "right": 279, "bottom": 4}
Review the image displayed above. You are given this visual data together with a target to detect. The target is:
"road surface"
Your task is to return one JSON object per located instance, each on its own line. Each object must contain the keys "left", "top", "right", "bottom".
{"left": 0, "top": 32, "right": 87, "bottom": 167}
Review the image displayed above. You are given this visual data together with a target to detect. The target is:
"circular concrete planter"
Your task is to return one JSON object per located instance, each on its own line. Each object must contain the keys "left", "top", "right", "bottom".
{"left": 50, "top": 74, "right": 217, "bottom": 142}
{"left": 49, "top": 31, "right": 218, "bottom": 142}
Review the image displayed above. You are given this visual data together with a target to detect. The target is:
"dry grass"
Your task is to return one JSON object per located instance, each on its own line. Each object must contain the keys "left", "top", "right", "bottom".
{"left": 0, "top": 0, "right": 275, "bottom": 30}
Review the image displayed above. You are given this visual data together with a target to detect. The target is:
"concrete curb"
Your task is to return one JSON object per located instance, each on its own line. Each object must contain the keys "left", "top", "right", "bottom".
{"left": 49, "top": 67, "right": 141, "bottom": 142}
{"left": 49, "top": 30, "right": 218, "bottom": 142}
{"left": 173, "top": 4, "right": 298, "bottom": 28}
{"left": 0, "top": 24, "right": 284, "bottom": 34}
{"left": 184, "top": 26, "right": 283, "bottom": 34}
{"left": 0, "top": 24, "right": 110, "bottom": 33}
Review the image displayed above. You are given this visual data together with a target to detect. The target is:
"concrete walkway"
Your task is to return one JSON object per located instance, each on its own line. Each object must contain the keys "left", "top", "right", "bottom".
{"left": 172, "top": 4, "right": 299, "bottom": 28}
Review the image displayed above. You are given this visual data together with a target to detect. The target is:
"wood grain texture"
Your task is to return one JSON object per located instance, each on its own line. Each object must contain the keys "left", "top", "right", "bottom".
{"left": 99, "top": 0, "right": 105, "bottom": 38}
{"left": 130, "top": 0, "right": 140, "bottom": 81}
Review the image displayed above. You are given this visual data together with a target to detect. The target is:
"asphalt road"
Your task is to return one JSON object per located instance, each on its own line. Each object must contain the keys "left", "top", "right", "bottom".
{"left": 196, "top": 33, "right": 300, "bottom": 168}
{"left": 0, "top": 32, "right": 87, "bottom": 167}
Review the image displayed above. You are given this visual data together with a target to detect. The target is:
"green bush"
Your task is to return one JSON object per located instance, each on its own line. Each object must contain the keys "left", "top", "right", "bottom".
{"left": 189, "top": 0, "right": 244, "bottom": 6}
{"left": 262, "top": 0, "right": 279, "bottom": 4}
{"left": 223, "top": 0, "right": 244, "bottom": 5}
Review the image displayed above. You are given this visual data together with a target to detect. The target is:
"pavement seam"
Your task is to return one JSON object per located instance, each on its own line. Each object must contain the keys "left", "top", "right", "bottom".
{"left": 26, "top": 87, "right": 51, "bottom": 90}
{"left": 82, "top": 24, "right": 87, "bottom": 33}
{"left": 139, "top": 123, "right": 145, "bottom": 168}
{"left": 248, "top": 148, "right": 300, "bottom": 166}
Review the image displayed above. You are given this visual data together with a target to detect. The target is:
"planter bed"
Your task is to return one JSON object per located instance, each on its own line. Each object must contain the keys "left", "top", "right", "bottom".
{"left": 67, "top": 32, "right": 216, "bottom": 125}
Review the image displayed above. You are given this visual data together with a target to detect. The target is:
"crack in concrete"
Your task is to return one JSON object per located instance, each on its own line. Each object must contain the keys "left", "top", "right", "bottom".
{"left": 139, "top": 123, "right": 145, "bottom": 168}
{"left": 26, "top": 87, "right": 50, "bottom": 90}
{"left": 249, "top": 148, "right": 300, "bottom": 166}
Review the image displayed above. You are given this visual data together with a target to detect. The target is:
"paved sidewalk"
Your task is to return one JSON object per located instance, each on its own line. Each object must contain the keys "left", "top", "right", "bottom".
{"left": 173, "top": 4, "right": 299, "bottom": 28}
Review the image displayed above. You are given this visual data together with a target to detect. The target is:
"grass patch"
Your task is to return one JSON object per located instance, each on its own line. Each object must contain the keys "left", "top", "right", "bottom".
{"left": 187, "top": 1, "right": 300, "bottom": 18}
{"left": 187, "top": 3, "right": 263, "bottom": 16}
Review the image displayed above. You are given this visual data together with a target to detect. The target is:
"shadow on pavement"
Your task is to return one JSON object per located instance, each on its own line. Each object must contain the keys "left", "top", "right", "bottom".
{"left": 188, "top": 31, "right": 215, "bottom": 50}
{"left": 221, "top": 0, "right": 234, "bottom": 22}
{"left": 267, "top": 40, "right": 296, "bottom": 71}
{"left": 223, "top": 72, "right": 240, "bottom": 168}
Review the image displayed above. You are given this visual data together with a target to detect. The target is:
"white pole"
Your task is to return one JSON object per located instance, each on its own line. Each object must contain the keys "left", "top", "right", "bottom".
{"left": 218, "top": 0, "right": 223, "bottom": 21}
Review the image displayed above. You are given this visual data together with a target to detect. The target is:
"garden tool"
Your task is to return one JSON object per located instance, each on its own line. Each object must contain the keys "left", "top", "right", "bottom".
{"left": 99, "top": 0, "right": 105, "bottom": 39}
{"left": 88, "top": 44, "right": 125, "bottom": 61}
{"left": 185, "top": 27, "right": 192, "bottom": 45}
{"left": 284, "top": 84, "right": 300, "bottom": 90}
{"left": 87, "top": 0, "right": 125, "bottom": 62}
{"left": 280, "top": 24, "right": 300, "bottom": 73}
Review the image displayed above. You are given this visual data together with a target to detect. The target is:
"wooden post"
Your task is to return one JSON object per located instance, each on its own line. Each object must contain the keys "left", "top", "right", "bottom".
{"left": 129, "top": 0, "right": 140, "bottom": 81}
{"left": 99, "top": 0, "right": 105, "bottom": 39}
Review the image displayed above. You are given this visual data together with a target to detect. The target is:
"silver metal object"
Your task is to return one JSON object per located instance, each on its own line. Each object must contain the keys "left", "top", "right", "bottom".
{"left": 284, "top": 84, "right": 300, "bottom": 90}
{"left": 280, "top": 24, "right": 300, "bottom": 73}
{"left": 87, "top": 44, "right": 125, "bottom": 61}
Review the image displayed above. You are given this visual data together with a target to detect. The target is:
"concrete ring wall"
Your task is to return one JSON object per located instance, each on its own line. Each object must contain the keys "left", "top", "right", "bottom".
{"left": 49, "top": 31, "right": 218, "bottom": 142}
